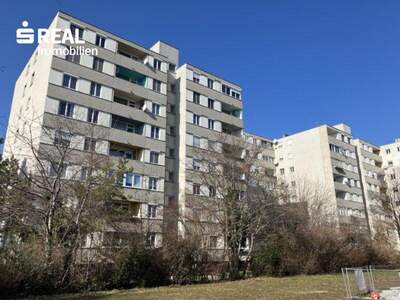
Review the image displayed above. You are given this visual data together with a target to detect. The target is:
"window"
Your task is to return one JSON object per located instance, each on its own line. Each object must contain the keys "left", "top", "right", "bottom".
{"left": 208, "top": 119, "right": 215, "bottom": 130}
{"left": 149, "top": 177, "right": 158, "bottom": 190}
{"left": 49, "top": 163, "right": 67, "bottom": 178}
{"left": 209, "top": 185, "right": 216, "bottom": 197}
{"left": 222, "top": 84, "right": 231, "bottom": 95}
{"left": 147, "top": 233, "right": 156, "bottom": 248}
{"left": 208, "top": 98, "right": 214, "bottom": 109}
{"left": 169, "top": 104, "right": 175, "bottom": 114}
{"left": 70, "top": 24, "right": 83, "bottom": 39}
{"left": 92, "top": 57, "right": 104, "bottom": 72}
{"left": 152, "top": 103, "right": 160, "bottom": 115}
{"left": 291, "top": 181, "right": 296, "bottom": 187}
{"left": 80, "top": 166, "right": 92, "bottom": 181}
{"left": 151, "top": 126, "right": 160, "bottom": 139}
{"left": 280, "top": 168, "right": 285, "bottom": 175}
{"left": 150, "top": 151, "right": 159, "bottom": 164}
{"left": 169, "top": 148, "right": 175, "bottom": 158}
{"left": 124, "top": 173, "right": 142, "bottom": 188}
{"left": 153, "top": 79, "right": 161, "bottom": 92}
{"left": 168, "top": 171, "right": 174, "bottom": 182}
{"left": 54, "top": 130, "right": 71, "bottom": 148}
{"left": 290, "top": 166, "right": 295, "bottom": 173}
{"left": 169, "top": 64, "right": 176, "bottom": 72}
{"left": 86, "top": 108, "right": 99, "bottom": 124}
{"left": 209, "top": 236, "right": 218, "bottom": 249}
{"left": 84, "top": 137, "right": 96, "bottom": 152}
{"left": 193, "top": 159, "right": 201, "bottom": 171}
{"left": 193, "top": 73, "right": 200, "bottom": 83}
{"left": 23, "top": 84, "right": 27, "bottom": 97}
{"left": 207, "top": 78, "right": 214, "bottom": 89}
{"left": 58, "top": 101, "right": 74, "bottom": 118}
{"left": 62, "top": 74, "right": 77, "bottom": 90}
{"left": 193, "top": 184, "right": 201, "bottom": 195}
{"left": 231, "top": 91, "right": 240, "bottom": 99}
{"left": 90, "top": 82, "right": 102, "bottom": 97}
{"left": 193, "top": 114, "right": 200, "bottom": 125}
{"left": 170, "top": 84, "right": 176, "bottom": 93}
{"left": 386, "top": 149, "right": 391, "bottom": 154}
{"left": 193, "top": 136, "right": 201, "bottom": 148}
{"left": 153, "top": 59, "right": 161, "bottom": 70}
{"left": 95, "top": 34, "right": 106, "bottom": 47}
{"left": 193, "top": 92, "right": 200, "bottom": 104}
{"left": 148, "top": 205, "right": 157, "bottom": 218}
{"left": 169, "top": 126, "right": 175, "bottom": 136}
{"left": 66, "top": 48, "right": 80, "bottom": 63}
{"left": 388, "top": 161, "right": 393, "bottom": 167}
{"left": 29, "top": 72, "right": 35, "bottom": 86}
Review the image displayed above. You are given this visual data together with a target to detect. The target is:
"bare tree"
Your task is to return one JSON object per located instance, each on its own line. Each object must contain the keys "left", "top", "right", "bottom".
{"left": 184, "top": 134, "right": 280, "bottom": 279}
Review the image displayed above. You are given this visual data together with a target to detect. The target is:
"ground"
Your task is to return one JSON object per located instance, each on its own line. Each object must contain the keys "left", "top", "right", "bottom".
{"left": 38, "top": 274, "right": 350, "bottom": 300}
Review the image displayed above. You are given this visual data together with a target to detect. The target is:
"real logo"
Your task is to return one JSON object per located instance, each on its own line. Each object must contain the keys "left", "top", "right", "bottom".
{"left": 16, "top": 20, "right": 85, "bottom": 45}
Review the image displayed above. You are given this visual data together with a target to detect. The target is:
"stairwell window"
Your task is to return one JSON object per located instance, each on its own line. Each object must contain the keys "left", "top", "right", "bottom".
{"left": 153, "top": 79, "right": 161, "bottom": 92}
{"left": 90, "top": 82, "right": 102, "bottom": 97}
{"left": 151, "top": 126, "right": 160, "bottom": 139}
{"left": 87, "top": 108, "right": 99, "bottom": 124}
{"left": 92, "top": 57, "right": 104, "bottom": 72}
{"left": 58, "top": 101, "right": 74, "bottom": 118}
{"left": 95, "top": 35, "right": 106, "bottom": 48}
{"left": 62, "top": 74, "right": 77, "bottom": 90}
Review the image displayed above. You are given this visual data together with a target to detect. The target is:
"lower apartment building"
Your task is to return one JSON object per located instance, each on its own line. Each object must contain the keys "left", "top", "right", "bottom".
{"left": 274, "top": 123, "right": 396, "bottom": 240}
{"left": 3, "top": 11, "right": 400, "bottom": 251}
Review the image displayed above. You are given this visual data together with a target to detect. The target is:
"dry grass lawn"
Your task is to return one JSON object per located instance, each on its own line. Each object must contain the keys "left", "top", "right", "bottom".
{"left": 38, "top": 274, "right": 350, "bottom": 300}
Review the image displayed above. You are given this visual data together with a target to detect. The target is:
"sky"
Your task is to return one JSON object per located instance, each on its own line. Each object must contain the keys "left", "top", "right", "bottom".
{"left": 0, "top": 0, "right": 399, "bottom": 152}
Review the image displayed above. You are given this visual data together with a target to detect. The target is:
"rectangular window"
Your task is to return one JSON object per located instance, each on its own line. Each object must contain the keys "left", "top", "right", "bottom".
{"left": 70, "top": 24, "right": 84, "bottom": 39}
{"left": 193, "top": 136, "right": 201, "bottom": 148}
{"left": 207, "top": 78, "right": 213, "bottom": 89}
{"left": 290, "top": 167, "right": 295, "bottom": 173}
{"left": 84, "top": 137, "right": 96, "bottom": 152}
{"left": 87, "top": 108, "right": 99, "bottom": 123}
{"left": 124, "top": 173, "right": 142, "bottom": 188}
{"left": 90, "top": 82, "right": 102, "bottom": 97}
{"left": 193, "top": 114, "right": 200, "bottom": 125}
{"left": 92, "top": 57, "right": 104, "bottom": 72}
{"left": 169, "top": 148, "right": 175, "bottom": 158}
{"left": 193, "top": 92, "right": 200, "bottom": 104}
{"left": 193, "top": 159, "right": 201, "bottom": 171}
{"left": 49, "top": 163, "right": 67, "bottom": 178}
{"left": 209, "top": 236, "right": 218, "bottom": 248}
{"left": 208, "top": 98, "right": 214, "bottom": 109}
{"left": 209, "top": 185, "right": 216, "bottom": 197}
{"left": 193, "top": 184, "right": 201, "bottom": 195}
{"left": 95, "top": 34, "right": 106, "bottom": 47}
{"left": 58, "top": 101, "right": 74, "bottom": 118}
{"left": 170, "top": 126, "right": 175, "bottom": 136}
{"left": 149, "top": 177, "right": 158, "bottom": 190}
{"left": 147, "top": 233, "right": 156, "bottom": 248}
{"left": 280, "top": 168, "right": 285, "bottom": 175}
{"left": 54, "top": 130, "right": 71, "bottom": 148}
{"left": 193, "top": 73, "right": 200, "bottom": 83}
{"left": 148, "top": 205, "right": 157, "bottom": 218}
{"left": 153, "top": 59, "right": 161, "bottom": 70}
{"left": 62, "top": 74, "right": 77, "bottom": 90}
{"left": 208, "top": 119, "right": 215, "bottom": 130}
{"left": 222, "top": 84, "right": 231, "bottom": 95}
{"left": 153, "top": 79, "right": 161, "bottom": 92}
{"left": 231, "top": 91, "right": 240, "bottom": 99}
{"left": 80, "top": 166, "right": 92, "bottom": 181}
{"left": 151, "top": 126, "right": 160, "bottom": 139}
{"left": 152, "top": 103, "right": 160, "bottom": 115}
{"left": 150, "top": 151, "right": 159, "bottom": 164}
{"left": 66, "top": 48, "right": 80, "bottom": 63}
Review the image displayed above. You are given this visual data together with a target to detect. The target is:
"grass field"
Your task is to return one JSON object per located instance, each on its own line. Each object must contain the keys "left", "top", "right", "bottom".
{"left": 39, "top": 274, "right": 349, "bottom": 300}
{"left": 35, "top": 271, "right": 400, "bottom": 300}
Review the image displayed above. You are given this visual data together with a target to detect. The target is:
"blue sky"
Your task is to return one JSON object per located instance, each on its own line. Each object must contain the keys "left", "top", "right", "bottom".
{"left": 0, "top": 0, "right": 399, "bottom": 151}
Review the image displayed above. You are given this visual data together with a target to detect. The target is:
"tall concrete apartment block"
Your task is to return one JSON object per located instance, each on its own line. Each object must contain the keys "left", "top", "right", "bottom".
{"left": 274, "top": 123, "right": 393, "bottom": 236}
{"left": 3, "top": 12, "right": 244, "bottom": 247}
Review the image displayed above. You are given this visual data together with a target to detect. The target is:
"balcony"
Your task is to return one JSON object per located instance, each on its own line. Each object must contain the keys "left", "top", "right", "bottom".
{"left": 221, "top": 102, "right": 242, "bottom": 119}
{"left": 111, "top": 115, "right": 144, "bottom": 135}
{"left": 117, "top": 42, "right": 147, "bottom": 63}
{"left": 109, "top": 142, "right": 143, "bottom": 162}
{"left": 116, "top": 65, "right": 147, "bottom": 87}
{"left": 114, "top": 89, "right": 145, "bottom": 110}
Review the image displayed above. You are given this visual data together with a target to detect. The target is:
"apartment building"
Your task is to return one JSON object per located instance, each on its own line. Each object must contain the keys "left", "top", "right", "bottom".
{"left": 381, "top": 139, "right": 400, "bottom": 184}
{"left": 4, "top": 12, "right": 178, "bottom": 248}
{"left": 3, "top": 12, "right": 245, "bottom": 250}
